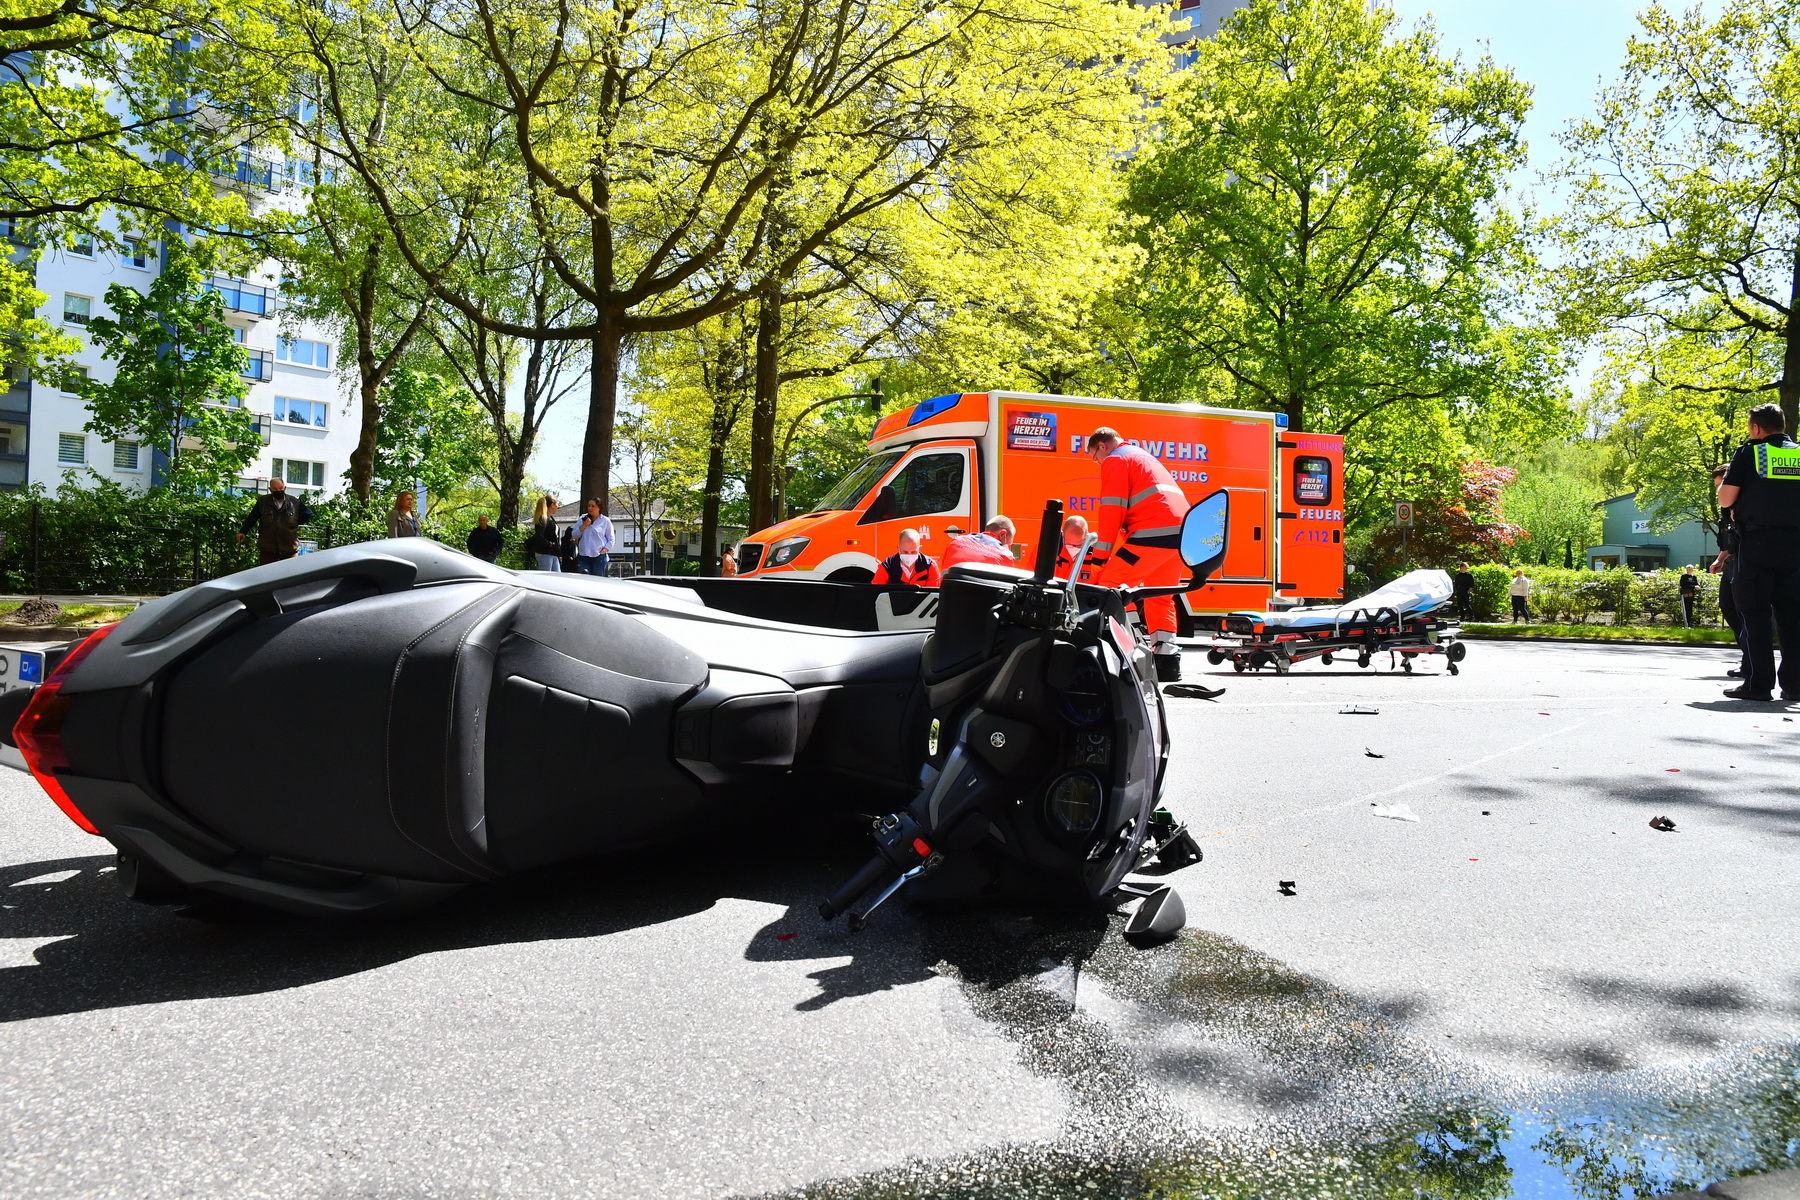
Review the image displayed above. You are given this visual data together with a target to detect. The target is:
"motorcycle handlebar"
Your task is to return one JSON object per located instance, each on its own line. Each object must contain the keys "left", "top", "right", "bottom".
{"left": 1032, "top": 500, "right": 1064, "bottom": 582}
{"left": 819, "top": 854, "right": 902, "bottom": 921}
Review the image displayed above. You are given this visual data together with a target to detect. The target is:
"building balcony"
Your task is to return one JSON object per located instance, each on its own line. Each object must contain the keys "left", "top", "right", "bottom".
{"left": 207, "top": 151, "right": 281, "bottom": 193}
{"left": 206, "top": 277, "right": 278, "bottom": 319}
{"left": 241, "top": 348, "right": 274, "bottom": 382}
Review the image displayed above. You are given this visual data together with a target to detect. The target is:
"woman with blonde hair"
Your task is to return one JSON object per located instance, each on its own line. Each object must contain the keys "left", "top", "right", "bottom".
{"left": 527, "top": 493, "right": 561, "bottom": 571}
{"left": 387, "top": 490, "right": 420, "bottom": 539}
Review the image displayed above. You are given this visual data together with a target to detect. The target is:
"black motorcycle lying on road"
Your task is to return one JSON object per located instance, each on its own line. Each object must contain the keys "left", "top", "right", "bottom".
{"left": 3, "top": 497, "right": 1228, "bottom": 937}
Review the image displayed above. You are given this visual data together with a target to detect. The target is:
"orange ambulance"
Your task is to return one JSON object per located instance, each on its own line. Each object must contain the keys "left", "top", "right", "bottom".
{"left": 735, "top": 391, "right": 1345, "bottom": 620}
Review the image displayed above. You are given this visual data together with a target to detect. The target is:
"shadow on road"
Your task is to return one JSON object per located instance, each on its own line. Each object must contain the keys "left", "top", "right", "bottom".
{"left": 0, "top": 812, "right": 1116, "bottom": 1025}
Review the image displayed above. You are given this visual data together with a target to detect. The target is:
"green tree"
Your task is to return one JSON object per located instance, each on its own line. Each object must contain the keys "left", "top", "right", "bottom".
{"left": 1122, "top": 0, "right": 1562, "bottom": 470}
{"left": 78, "top": 247, "right": 259, "bottom": 493}
{"left": 368, "top": 367, "right": 491, "bottom": 515}
{"left": 0, "top": 1, "right": 284, "bottom": 367}
{"left": 1556, "top": 0, "right": 1800, "bottom": 433}
{"left": 1498, "top": 438, "right": 1607, "bottom": 564}
{"left": 272, "top": 0, "right": 1169, "bottom": 512}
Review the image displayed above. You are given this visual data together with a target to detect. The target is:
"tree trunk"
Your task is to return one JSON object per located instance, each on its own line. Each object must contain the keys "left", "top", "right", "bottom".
{"left": 349, "top": 370, "right": 380, "bottom": 504}
{"left": 700, "top": 393, "right": 734, "bottom": 576}
{"left": 747, "top": 291, "right": 781, "bottom": 532}
{"left": 1781, "top": 230, "right": 1800, "bottom": 435}
{"left": 1286, "top": 393, "right": 1304, "bottom": 434}
{"left": 581, "top": 317, "right": 622, "bottom": 510}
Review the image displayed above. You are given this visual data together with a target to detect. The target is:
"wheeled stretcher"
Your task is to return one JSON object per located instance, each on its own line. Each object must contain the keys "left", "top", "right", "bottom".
{"left": 1201, "top": 569, "right": 1468, "bottom": 676}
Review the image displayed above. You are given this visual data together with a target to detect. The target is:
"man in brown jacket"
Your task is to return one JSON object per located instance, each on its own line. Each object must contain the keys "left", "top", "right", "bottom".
{"left": 237, "top": 478, "right": 314, "bottom": 565}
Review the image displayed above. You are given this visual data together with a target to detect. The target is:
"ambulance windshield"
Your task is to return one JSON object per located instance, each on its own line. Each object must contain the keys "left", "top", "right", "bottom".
{"left": 814, "top": 451, "right": 903, "bottom": 512}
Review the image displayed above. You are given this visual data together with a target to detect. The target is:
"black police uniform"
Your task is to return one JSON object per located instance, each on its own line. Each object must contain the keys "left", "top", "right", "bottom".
{"left": 1722, "top": 432, "right": 1800, "bottom": 698}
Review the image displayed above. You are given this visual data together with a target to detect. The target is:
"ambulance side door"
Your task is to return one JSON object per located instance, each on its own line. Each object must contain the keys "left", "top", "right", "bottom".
{"left": 855, "top": 441, "right": 977, "bottom": 565}
{"left": 1277, "top": 435, "right": 1346, "bottom": 599}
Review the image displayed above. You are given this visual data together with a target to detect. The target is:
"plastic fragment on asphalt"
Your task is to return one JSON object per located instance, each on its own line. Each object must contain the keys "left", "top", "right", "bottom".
{"left": 1666, "top": 768, "right": 1681, "bottom": 772}
{"left": 775, "top": 933, "right": 799, "bottom": 940}
{"left": 1538, "top": 712, "right": 1550, "bottom": 716}
{"left": 1364, "top": 748, "right": 1385, "bottom": 758}
{"left": 1277, "top": 880, "right": 1296, "bottom": 895}
{"left": 1340, "top": 704, "right": 1379, "bottom": 715}
{"left": 1164, "top": 682, "right": 1227, "bottom": 699}
{"left": 1469, "top": 858, "right": 1479, "bottom": 862}
{"left": 1371, "top": 803, "right": 1418, "bottom": 822}
{"left": 1481, "top": 810, "right": 1491, "bottom": 815}
{"left": 1649, "top": 816, "right": 1677, "bottom": 832}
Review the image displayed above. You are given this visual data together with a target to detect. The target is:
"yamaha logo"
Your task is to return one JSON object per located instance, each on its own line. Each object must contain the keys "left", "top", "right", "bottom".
{"left": 989, "top": 731, "right": 1007, "bottom": 748}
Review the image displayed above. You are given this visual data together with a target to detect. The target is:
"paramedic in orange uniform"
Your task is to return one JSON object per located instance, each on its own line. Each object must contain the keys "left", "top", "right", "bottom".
{"left": 1079, "top": 427, "right": 1190, "bottom": 681}
{"left": 942, "top": 515, "right": 1018, "bottom": 569}
{"left": 1054, "top": 514, "right": 1089, "bottom": 580}
{"left": 871, "top": 528, "right": 942, "bottom": 587}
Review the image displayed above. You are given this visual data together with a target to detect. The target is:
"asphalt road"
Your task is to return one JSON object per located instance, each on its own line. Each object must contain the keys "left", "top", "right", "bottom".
{"left": 1, "top": 639, "right": 1796, "bottom": 1199}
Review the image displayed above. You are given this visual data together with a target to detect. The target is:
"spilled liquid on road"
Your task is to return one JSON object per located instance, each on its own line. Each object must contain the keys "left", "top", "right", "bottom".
{"left": 774, "top": 909, "right": 1800, "bottom": 1199}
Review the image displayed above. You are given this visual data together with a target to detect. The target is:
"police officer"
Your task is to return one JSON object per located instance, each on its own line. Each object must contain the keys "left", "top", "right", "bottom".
{"left": 1716, "top": 403, "right": 1800, "bottom": 701}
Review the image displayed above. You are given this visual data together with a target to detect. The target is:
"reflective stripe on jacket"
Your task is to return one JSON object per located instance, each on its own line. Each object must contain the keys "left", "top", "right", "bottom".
{"left": 1093, "top": 443, "right": 1188, "bottom": 558}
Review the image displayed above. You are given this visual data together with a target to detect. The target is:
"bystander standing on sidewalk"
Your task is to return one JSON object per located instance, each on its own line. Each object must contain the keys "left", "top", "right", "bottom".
{"left": 1508, "top": 569, "right": 1532, "bottom": 623}
{"left": 1679, "top": 564, "right": 1699, "bottom": 626}
{"left": 719, "top": 545, "right": 739, "bottom": 577}
{"left": 574, "top": 499, "right": 614, "bottom": 576}
{"left": 387, "top": 491, "right": 421, "bottom": 538}
{"left": 529, "top": 495, "right": 561, "bottom": 571}
{"left": 1452, "top": 563, "right": 1475, "bottom": 620}
{"left": 466, "top": 514, "right": 503, "bottom": 563}
{"left": 236, "top": 478, "right": 313, "bottom": 566}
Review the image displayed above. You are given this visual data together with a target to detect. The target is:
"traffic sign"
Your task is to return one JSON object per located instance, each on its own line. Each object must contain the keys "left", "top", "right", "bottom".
{"left": 1394, "top": 501, "right": 1414, "bottom": 528}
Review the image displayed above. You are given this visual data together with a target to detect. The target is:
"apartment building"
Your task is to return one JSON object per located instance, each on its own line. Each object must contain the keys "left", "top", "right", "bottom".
{"left": 8, "top": 156, "right": 359, "bottom": 498}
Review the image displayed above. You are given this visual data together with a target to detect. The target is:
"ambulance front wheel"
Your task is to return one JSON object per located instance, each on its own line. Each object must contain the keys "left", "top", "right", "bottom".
{"left": 1206, "top": 649, "right": 1225, "bottom": 665}
{"left": 826, "top": 567, "right": 874, "bottom": 585}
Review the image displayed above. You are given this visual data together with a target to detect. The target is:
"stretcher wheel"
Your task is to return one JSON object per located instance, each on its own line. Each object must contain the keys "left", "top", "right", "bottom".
{"left": 1233, "top": 659, "right": 1246, "bottom": 673}
{"left": 1321, "top": 652, "right": 1334, "bottom": 665}
{"left": 1448, "top": 641, "right": 1468, "bottom": 662}
{"left": 1357, "top": 653, "right": 1370, "bottom": 669}
{"left": 1206, "top": 649, "right": 1224, "bottom": 665}
{"left": 1448, "top": 662, "right": 1459, "bottom": 676}
{"left": 1402, "top": 659, "right": 1413, "bottom": 674}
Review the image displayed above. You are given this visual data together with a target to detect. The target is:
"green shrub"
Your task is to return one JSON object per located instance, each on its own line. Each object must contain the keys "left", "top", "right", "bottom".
{"left": 1468, "top": 563, "right": 1512, "bottom": 619}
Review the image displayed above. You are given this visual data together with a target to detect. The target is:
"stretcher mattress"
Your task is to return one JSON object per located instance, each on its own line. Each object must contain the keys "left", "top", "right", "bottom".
{"left": 1232, "top": 569, "right": 1454, "bottom": 633}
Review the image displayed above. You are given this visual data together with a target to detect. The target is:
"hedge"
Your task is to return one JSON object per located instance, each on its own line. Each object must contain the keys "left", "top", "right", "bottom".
{"left": 0, "top": 482, "right": 535, "bottom": 595}
{"left": 1439, "top": 563, "right": 1723, "bottom": 627}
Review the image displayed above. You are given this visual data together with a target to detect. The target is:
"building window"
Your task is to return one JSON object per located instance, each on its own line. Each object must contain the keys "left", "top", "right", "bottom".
{"left": 270, "top": 457, "right": 325, "bottom": 490}
{"left": 274, "top": 395, "right": 327, "bottom": 428}
{"left": 123, "top": 238, "right": 152, "bottom": 269}
{"left": 60, "top": 364, "right": 88, "bottom": 394}
{"left": 57, "top": 432, "right": 86, "bottom": 465}
{"left": 242, "top": 347, "right": 274, "bottom": 381}
{"left": 70, "top": 232, "right": 93, "bottom": 257}
{"left": 275, "top": 336, "right": 329, "bottom": 368}
{"left": 63, "top": 294, "right": 91, "bottom": 326}
{"left": 0, "top": 431, "right": 11, "bottom": 455}
{"left": 113, "top": 440, "right": 140, "bottom": 471}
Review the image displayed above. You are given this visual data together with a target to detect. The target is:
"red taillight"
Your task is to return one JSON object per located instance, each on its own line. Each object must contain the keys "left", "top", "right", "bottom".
{"left": 14, "top": 623, "right": 118, "bottom": 835}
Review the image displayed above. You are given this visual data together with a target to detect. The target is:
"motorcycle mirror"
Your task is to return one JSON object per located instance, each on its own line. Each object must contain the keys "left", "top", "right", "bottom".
{"left": 1178, "top": 490, "right": 1229, "bottom": 586}
{"left": 1123, "top": 885, "right": 1186, "bottom": 947}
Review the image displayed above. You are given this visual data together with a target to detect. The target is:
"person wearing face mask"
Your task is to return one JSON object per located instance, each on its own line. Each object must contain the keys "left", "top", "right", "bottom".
{"left": 237, "top": 476, "right": 314, "bottom": 565}
{"left": 1054, "top": 514, "right": 1090, "bottom": 580}
{"left": 872, "top": 528, "right": 941, "bottom": 587}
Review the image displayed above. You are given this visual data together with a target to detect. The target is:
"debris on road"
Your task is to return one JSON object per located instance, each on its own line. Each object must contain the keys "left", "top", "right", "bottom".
{"left": 1277, "top": 880, "right": 1297, "bottom": 896}
{"left": 1482, "top": 810, "right": 1491, "bottom": 815}
{"left": 1164, "top": 683, "right": 1228, "bottom": 700}
{"left": 1666, "top": 768, "right": 1681, "bottom": 773}
{"left": 1340, "top": 704, "right": 1380, "bottom": 715}
{"left": 1649, "top": 816, "right": 1677, "bottom": 832}
{"left": 1364, "top": 748, "right": 1385, "bottom": 758}
{"left": 775, "top": 933, "right": 799, "bottom": 941}
{"left": 1371, "top": 803, "right": 1418, "bottom": 822}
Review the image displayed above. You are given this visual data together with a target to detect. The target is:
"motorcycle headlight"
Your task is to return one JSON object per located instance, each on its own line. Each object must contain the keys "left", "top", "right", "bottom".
{"left": 1045, "top": 769, "right": 1104, "bottom": 835}
{"left": 766, "top": 537, "right": 810, "bottom": 568}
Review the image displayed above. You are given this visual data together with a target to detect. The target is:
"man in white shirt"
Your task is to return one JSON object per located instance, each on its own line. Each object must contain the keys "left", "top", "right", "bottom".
{"left": 1508, "top": 569, "right": 1532, "bottom": 623}
{"left": 574, "top": 499, "right": 615, "bottom": 576}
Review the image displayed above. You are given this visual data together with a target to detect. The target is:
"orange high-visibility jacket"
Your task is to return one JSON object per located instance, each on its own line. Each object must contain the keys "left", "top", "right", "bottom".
{"left": 1092, "top": 443, "right": 1189, "bottom": 562}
